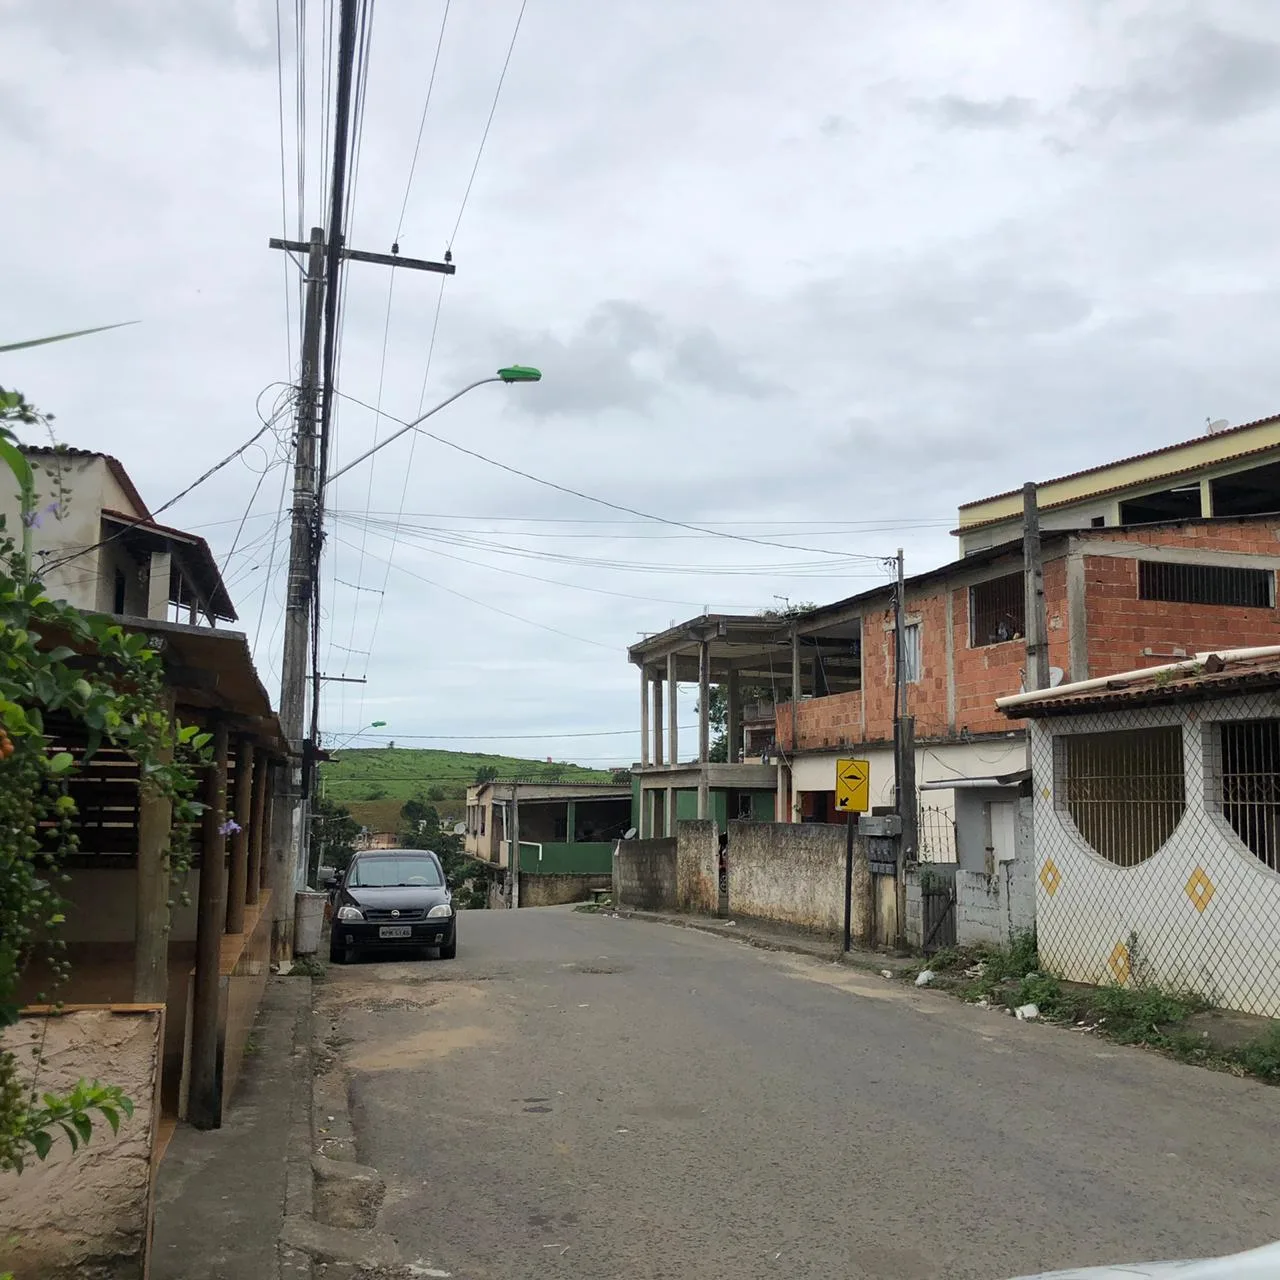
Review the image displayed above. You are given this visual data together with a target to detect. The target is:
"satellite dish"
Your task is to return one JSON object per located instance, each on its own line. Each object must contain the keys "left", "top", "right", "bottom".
{"left": 1206, "top": 418, "right": 1230, "bottom": 435}
{"left": 1049, "top": 667, "right": 1064, "bottom": 687}
{"left": 623, "top": 827, "right": 638, "bottom": 840}
{"left": 453, "top": 822, "right": 466, "bottom": 836}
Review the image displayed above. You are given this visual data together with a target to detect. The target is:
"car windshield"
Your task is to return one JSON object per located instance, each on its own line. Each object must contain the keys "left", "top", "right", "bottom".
{"left": 347, "top": 856, "right": 443, "bottom": 888}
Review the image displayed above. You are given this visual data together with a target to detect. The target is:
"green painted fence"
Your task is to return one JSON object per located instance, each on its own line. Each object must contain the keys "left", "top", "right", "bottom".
{"left": 518, "top": 841, "right": 615, "bottom": 875}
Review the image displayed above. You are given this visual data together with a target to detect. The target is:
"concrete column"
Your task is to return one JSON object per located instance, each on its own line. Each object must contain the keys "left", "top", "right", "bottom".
{"left": 667, "top": 651, "right": 679, "bottom": 766}
{"left": 791, "top": 626, "right": 802, "bottom": 753}
{"left": 944, "top": 589, "right": 957, "bottom": 734}
{"left": 566, "top": 799, "right": 577, "bottom": 843}
{"left": 639, "top": 664, "right": 650, "bottom": 768}
{"left": 147, "top": 549, "right": 171, "bottom": 621}
{"left": 225, "top": 737, "right": 253, "bottom": 934}
{"left": 726, "top": 670, "right": 741, "bottom": 765}
{"left": 665, "top": 786, "right": 676, "bottom": 837}
{"left": 260, "top": 770, "right": 274, "bottom": 891}
{"left": 652, "top": 673, "right": 664, "bottom": 766}
{"left": 132, "top": 691, "right": 175, "bottom": 1003}
{"left": 1200, "top": 477, "right": 1213, "bottom": 519}
{"left": 246, "top": 751, "right": 268, "bottom": 906}
{"left": 1066, "top": 548, "right": 1089, "bottom": 683}
{"left": 776, "top": 760, "right": 787, "bottom": 823}
{"left": 190, "top": 720, "right": 229, "bottom": 1130}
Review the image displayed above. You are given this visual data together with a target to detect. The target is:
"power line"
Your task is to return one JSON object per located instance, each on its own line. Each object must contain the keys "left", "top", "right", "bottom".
{"left": 448, "top": 0, "right": 528, "bottom": 250}
{"left": 393, "top": 0, "right": 452, "bottom": 241}
{"left": 330, "top": 513, "right": 770, "bottom": 609}
{"left": 333, "top": 390, "right": 888, "bottom": 561}
{"left": 322, "top": 724, "right": 698, "bottom": 740}
{"left": 332, "top": 532, "right": 614, "bottom": 650}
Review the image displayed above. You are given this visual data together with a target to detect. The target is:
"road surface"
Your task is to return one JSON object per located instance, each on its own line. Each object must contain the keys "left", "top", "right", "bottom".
{"left": 319, "top": 907, "right": 1280, "bottom": 1280}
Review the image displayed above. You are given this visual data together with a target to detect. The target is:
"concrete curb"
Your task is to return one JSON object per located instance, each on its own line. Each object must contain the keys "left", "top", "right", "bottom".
{"left": 278, "top": 976, "right": 316, "bottom": 1280}
{"left": 613, "top": 908, "right": 916, "bottom": 977}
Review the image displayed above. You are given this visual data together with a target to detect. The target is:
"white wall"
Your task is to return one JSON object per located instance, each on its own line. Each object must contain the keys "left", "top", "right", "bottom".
{"left": 1030, "top": 694, "right": 1280, "bottom": 1017}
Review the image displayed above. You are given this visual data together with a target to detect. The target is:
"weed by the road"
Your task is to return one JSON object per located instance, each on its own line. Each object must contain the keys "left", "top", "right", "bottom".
{"left": 916, "top": 932, "right": 1280, "bottom": 1084}
{"left": 287, "top": 954, "right": 327, "bottom": 980}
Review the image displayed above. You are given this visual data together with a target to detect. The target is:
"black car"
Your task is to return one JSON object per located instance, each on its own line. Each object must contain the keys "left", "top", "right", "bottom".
{"left": 327, "top": 848, "right": 457, "bottom": 964}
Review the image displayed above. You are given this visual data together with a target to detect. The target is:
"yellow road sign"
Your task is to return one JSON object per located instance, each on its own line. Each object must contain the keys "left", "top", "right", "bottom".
{"left": 835, "top": 758, "right": 870, "bottom": 813}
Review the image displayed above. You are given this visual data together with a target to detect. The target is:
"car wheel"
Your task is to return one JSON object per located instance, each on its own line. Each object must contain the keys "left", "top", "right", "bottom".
{"left": 439, "top": 933, "right": 457, "bottom": 960}
{"left": 329, "top": 935, "right": 353, "bottom": 965}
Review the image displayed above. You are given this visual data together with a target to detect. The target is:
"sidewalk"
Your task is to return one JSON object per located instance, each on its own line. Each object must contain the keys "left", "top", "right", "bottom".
{"left": 611, "top": 907, "right": 918, "bottom": 977}
{"left": 151, "top": 976, "right": 313, "bottom": 1280}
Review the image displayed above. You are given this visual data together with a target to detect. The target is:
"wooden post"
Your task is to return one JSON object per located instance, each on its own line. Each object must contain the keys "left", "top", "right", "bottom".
{"left": 697, "top": 640, "right": 711, "bottom": 820}
{"left": 247, "top": 751, "right": 268, "bottom": 906}
{"left": 261, "top": 762, "right": 276, "bottom": 891}
{"left": 190, "top": 720, "right": 229, "bottom": 1131}
{"left": 133, "top": 692, "right": 175, "bottom": 1003}
{"left": 225, "top": 736, "right": 254, "bottom": 934}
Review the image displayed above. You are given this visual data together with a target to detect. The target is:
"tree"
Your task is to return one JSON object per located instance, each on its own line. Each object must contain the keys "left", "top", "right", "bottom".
{"left": 312, "top": 795, "right": 360, "bottom": 872}
{"left": 396, "top": 798, "right": 488, "bottom": 909}
{"left": 0, "top": 386, "right": 207, "bottom": 1180}
{"left": 427, "top": 785, "right": 447, "bottom": 804}
{"left": 474, "top": 764, "right": 499, "bottom": 785}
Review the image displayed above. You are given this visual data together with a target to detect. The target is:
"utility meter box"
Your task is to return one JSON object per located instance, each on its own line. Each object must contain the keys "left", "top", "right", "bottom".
{"left": 858, "top": 813, "right": 902, "bottom": 838}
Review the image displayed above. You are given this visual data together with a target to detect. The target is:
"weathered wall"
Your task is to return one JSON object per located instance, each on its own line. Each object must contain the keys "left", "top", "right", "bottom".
{"left": 221, "top": 894, "right": 273, "bottom": 1116}
{"left": 956, "top": 859, "right": 1036, "bottom": 948}
{"left": 519, "top": 873, "right": 612, "bottom": 907}
{"left": 613, "top": 838, "right": 677, "bottom": 911}
{"left": 0, "top": 1005, "right": 163, "bottom": 1279}
{"left": 676, "top": 820, "right": 718, "bottom": 914}
{"left": 726, "top": 821, "right": 870, "bottom": 939}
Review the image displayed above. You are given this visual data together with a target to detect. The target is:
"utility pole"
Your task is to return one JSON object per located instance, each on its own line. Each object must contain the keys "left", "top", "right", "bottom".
{"left": 1022, "top": 482, "right": 1051, "bottom": 694}
{"left": 508, "top": 785, "right": 521, "bottom": 910}
{"left": 268, "top": 225, "right": 325, "bottom": 960}
{"left": 891, "top": 548, "right": 915, "bottom": 947}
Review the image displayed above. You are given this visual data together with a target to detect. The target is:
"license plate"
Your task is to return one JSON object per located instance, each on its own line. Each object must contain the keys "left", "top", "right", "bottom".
{"left": 378, "top": 925, "right": 412, "bottom": 939}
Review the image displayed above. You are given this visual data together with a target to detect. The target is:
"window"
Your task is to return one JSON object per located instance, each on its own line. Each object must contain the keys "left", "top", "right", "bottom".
{"left": 1055, "top": 726, "right": 1185, "bottom": 866}
{"left": 1138, "top": 560, "right": 1273, "bottom": 609}
{"left": 969, "top": 572, "right": 1024, "bottom": 647}
{"left": 902, "top": 622, "right": 921, "bottom": 684}
{"left": 1218, "top": 720, "right": 1280, "bottom": 872}
{"left": 347, "top": 855, "right": 443, "bottom": 888}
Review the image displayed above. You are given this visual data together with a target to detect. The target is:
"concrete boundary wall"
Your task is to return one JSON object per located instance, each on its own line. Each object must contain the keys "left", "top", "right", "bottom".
{"left": 727, "top": 821, "right": 871, "bottom": 940}
{"left": 676, "top": 821, "right": 718, "bottom": 914}
{"left": 613, "top": 838, "right": 678, "bottom": 911}
{"left": 0, "top": 1004, "right": 164, "bottom": 1279}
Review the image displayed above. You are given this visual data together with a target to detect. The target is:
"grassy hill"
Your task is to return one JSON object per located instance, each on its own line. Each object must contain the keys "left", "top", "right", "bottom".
{"left": 320, "top": 748, "right": 620, "bottom": 833}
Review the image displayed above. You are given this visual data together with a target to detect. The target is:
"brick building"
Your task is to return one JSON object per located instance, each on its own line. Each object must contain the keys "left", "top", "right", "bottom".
{"left": 773, "top": 514, "right": 1280, "bottom": 839}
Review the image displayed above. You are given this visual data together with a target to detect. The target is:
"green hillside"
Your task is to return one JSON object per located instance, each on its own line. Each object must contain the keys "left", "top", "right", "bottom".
{"left": 320, "top": 747, "right": 620, "bottom": 832}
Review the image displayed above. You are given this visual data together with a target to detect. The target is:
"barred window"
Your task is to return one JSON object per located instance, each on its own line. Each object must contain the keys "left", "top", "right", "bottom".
{"left": 1138, "top": 560, "right": 1273, "bottom": 609}
{"left": 1056, "top": 726, "right": 1185, "bottom": 867}
{"left": 902, "top": 622, "right": 921, "bottom": 684}
{"left": 1219, "top": 719, "right": 1280, "bottom": 872}
{"left": 970, "top": 572, "right": 1024, "bottom": 647}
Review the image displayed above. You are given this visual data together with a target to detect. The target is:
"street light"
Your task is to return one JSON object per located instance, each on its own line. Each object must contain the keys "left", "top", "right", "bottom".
{"left": 324, "top": 366, "right": 542, "bottom": 489}
{"left": 325, "top": 720, "right": 387, "bottom": 755}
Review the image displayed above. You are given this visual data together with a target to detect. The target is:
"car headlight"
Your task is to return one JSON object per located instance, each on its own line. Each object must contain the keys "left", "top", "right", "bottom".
{"left": 336, "top": 904, "right": 364, "bottom": 921}
{"left": 427, "top": 903, "right": 453, "bottom": 918}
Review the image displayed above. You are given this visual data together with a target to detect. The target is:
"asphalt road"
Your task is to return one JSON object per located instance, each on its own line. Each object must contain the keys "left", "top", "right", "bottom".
{"left": 319, "top": 907, "right": 1280, "bottom": 1280}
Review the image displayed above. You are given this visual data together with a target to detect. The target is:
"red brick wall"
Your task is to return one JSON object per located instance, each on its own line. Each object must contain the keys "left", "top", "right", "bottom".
{"left": 776, "top": 689, "right": 863, "bottom": 752}
{"left": 779, "top": 558, "right": 1071, "bottom": 750}
{"left": 1084, "top": 553, "right": 1280, "bottom": 675}
{"left": 777, "top": 521, "right": 1280, "bottom": 755}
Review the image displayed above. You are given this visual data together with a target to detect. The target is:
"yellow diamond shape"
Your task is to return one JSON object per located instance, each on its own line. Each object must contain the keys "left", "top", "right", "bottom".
{"left": 1185, "top": 866, "right": 1216, "bottom": 914}
{"left": 1039, "top": 859, "right": 1062, "bottom": 896}
{"left": 1108, "top": 941, "right": 1131, "bottom": 984}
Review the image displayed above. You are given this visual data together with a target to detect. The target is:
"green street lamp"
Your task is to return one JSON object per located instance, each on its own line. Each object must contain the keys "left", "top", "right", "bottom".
{"left": 325, "top": 368, "right": 543, "bottom": 488}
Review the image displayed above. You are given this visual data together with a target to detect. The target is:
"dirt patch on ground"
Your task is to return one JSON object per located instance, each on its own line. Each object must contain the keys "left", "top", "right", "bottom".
{"left": 349, "top": 1023, "right": 498, "bottom": 1073}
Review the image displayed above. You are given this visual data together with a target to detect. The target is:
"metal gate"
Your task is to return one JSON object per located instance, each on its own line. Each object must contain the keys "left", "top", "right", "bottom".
{"left": 920, "top": 866, "right": 957, "bottom": 954}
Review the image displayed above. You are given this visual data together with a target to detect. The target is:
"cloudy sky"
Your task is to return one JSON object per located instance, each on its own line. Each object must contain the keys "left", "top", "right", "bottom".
{"left": 8, "top": 0, "right": 1280, "bottom": 767}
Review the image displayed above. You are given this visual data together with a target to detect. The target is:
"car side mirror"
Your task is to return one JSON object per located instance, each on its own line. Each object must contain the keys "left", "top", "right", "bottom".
{"left": 324, "top": 876, "right": 339, "bottom": 891}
